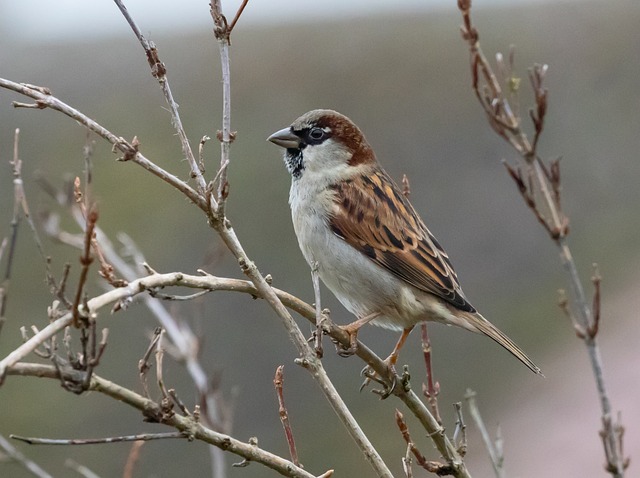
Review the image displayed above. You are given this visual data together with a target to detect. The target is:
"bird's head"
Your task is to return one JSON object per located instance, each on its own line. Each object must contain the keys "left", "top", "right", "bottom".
{"left": 267, "top": 109, "right": 376, "bottom": 180}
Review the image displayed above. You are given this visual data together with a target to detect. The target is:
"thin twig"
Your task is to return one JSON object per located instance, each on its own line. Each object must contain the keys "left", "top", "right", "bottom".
{"left": 420, "top": 324, "right": 441, "bottom": 424}
{"left": 465, "top": 390, "right": 505, "bottom": 478}
{"left": 2, "top": 129, "right": 53, "bottom": 332}
{"left": 310, "top": 261, "right": 324, "bottom": 357}
{"left": 0, "top": 79, "right": 206, "bottom": 211}
{"left": 112, "top": 0, "right": 208, "bottom": 197}
{"left": 227, "top": 0, "right": 249, "bottom": 34}
{"left": 155, "top": 328, "right": 170, "bottom": 403}
{"left": 589, "top": 264, "right": 601, "bottom": 339}
{"left": 452, "top": 402, "right": 468, "bottom": 457}
{"left": 209, "top": 1, "right": 235, "bottom": 216}
{"left": 64, "top": 459, "right": 101, "bottom": 478}
{"left": 12, "top": 432, "right": 186, "bottom": 445}
{"left": 122, "top": 441, "right": 145, "bottom": 478}
{"left": 274, "top": 366, "right": 300, "bottom": 466}
{"left": 0, "top": 433, "right": 52, "bottom": 478}
{"left": 71, "top": 199, "right": 97, "bottom": 328}
{"left": 394, "top": 409, "right": 453, "bottom": 475}
{"left": 139, "top": 327, "right": 162, "bottom": 398}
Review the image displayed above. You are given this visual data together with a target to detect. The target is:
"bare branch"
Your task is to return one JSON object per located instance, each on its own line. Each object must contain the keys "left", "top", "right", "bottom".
{"left": 395, "top": 409, "right": 453, "bottom": 476}
{"left": 11, "top": 432, "right": 186, "bottom": 445}
{"left": 122, "top": 441, "right": 145, "bottom": 478}
{"left": 457, "top": 4, "right": 627, "bottom": 475}
{"left": 6, "top": 363, "right": 320, "bottom": 478}
{"left": 453, "top": 402, "right": 467, "bottom": 457}
{"left": 64, "top": 459, "right": 101, "bottom": 478}
{"left": 310, "top": 261, "right": 324, "bottom": 357}
{"left": 0, "top": 79, "right": 206, "bottom": 211}
{"left": 274, "top": 366, "right": 300, "bottom": 467}
{"left": 465, "top": 390, "right": 505, "bottom": 478}
{"left": 112, "top": 0, "right": 208, "bottom": 197}
{"left": 0, "top": 434, "right": 52, "bottom": 478}
{"left": 420, "top": 324, "right": 442, "bottom": 425}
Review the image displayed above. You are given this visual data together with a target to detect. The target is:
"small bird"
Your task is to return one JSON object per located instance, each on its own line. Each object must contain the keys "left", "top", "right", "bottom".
{"left": 268, "top": 109, "right": 541, "bottom": 375}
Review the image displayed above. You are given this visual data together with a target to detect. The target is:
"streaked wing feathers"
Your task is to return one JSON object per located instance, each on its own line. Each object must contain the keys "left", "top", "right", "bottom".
{"left": 328, "top": 170, "right": 475, "bottom": 313}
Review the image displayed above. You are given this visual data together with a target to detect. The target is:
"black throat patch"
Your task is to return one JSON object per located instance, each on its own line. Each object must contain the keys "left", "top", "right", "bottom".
{"left": 285, "top": 148, "right": 304, "bottom": 179}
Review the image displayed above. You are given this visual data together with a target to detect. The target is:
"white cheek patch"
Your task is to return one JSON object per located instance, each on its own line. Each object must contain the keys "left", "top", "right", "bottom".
{"left": 304, "top": 139, "right": 352, "bottom": 175}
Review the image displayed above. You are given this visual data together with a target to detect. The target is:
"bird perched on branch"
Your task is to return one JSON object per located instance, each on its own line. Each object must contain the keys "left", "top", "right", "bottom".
{"left": 268, "top": 109, "right": 541, "bottom": 375}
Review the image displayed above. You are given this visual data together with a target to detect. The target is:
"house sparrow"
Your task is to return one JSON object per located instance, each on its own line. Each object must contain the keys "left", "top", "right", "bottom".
{"left": 268, "top": 109, "right": 541, "bottom": 375}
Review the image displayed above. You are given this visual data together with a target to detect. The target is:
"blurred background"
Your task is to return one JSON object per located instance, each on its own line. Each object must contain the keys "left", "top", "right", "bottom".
{"left": 1, "top": 0, "right": 639, "bottom": 476}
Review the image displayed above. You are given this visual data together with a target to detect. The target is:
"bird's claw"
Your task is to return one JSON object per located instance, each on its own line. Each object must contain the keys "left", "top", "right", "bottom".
{"left": 336, "top": 343, "right": 357, "bottom": 357}
{"left": 359, "top": 365, "right": 396, "bottom": 399}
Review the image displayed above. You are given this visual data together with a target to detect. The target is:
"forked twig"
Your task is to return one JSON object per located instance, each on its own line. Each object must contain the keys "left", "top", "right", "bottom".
{"left": 395, "top": 409, "right": 454, "bottom": 475}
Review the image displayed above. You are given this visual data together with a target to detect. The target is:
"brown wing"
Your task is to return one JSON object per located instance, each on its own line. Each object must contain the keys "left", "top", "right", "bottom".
{"left": 328, "top": 169, "right": 476, "bottom": 313}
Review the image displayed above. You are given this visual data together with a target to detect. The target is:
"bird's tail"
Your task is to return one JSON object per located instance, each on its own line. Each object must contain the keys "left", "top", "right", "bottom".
{"left": 462, "top": 312, "right": 543, "bottom": 376}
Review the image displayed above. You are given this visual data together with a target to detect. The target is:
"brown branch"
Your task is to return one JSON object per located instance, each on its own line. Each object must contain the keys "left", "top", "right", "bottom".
{"left": 123, "top": 441, "right": 145, "bottom": 478}
{"left": 274, "top": 366, "right": 300, "bottom": 467}
{"left": 420, "top": 324, "right": 442, "bottom": 425}
{"left": 228, "top": 0, "right": 249, "bottom": 34}
{"left": 71, "top": 196, "right": 98, "bottom": 328}
{"left": 395, "top": 409, "right": 454, "bottom": 476}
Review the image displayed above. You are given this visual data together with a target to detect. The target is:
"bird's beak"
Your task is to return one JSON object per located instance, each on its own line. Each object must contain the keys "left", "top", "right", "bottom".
{"left": 267, "top": 128, "right": 301, "bottom": 149}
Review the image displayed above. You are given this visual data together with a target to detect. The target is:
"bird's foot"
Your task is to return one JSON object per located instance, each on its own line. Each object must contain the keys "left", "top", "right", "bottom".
{"left": 359, "top": 360, "right": 397, "bottom": 399}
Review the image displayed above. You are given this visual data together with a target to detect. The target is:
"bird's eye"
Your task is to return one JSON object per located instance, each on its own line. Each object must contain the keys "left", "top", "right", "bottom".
{"left": 308, "top": 128, "right": 325, "bottom": 141}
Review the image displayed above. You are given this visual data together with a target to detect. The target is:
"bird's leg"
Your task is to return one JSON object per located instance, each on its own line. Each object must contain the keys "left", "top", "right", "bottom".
{"left": 335, "top": 311, "right": 381, "bottom": 357}
{"left": 360, "top": 326, "right": 414, "bottom": 396}
{"left": 385, "top": 326, "right": 414, "bottom": 370}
